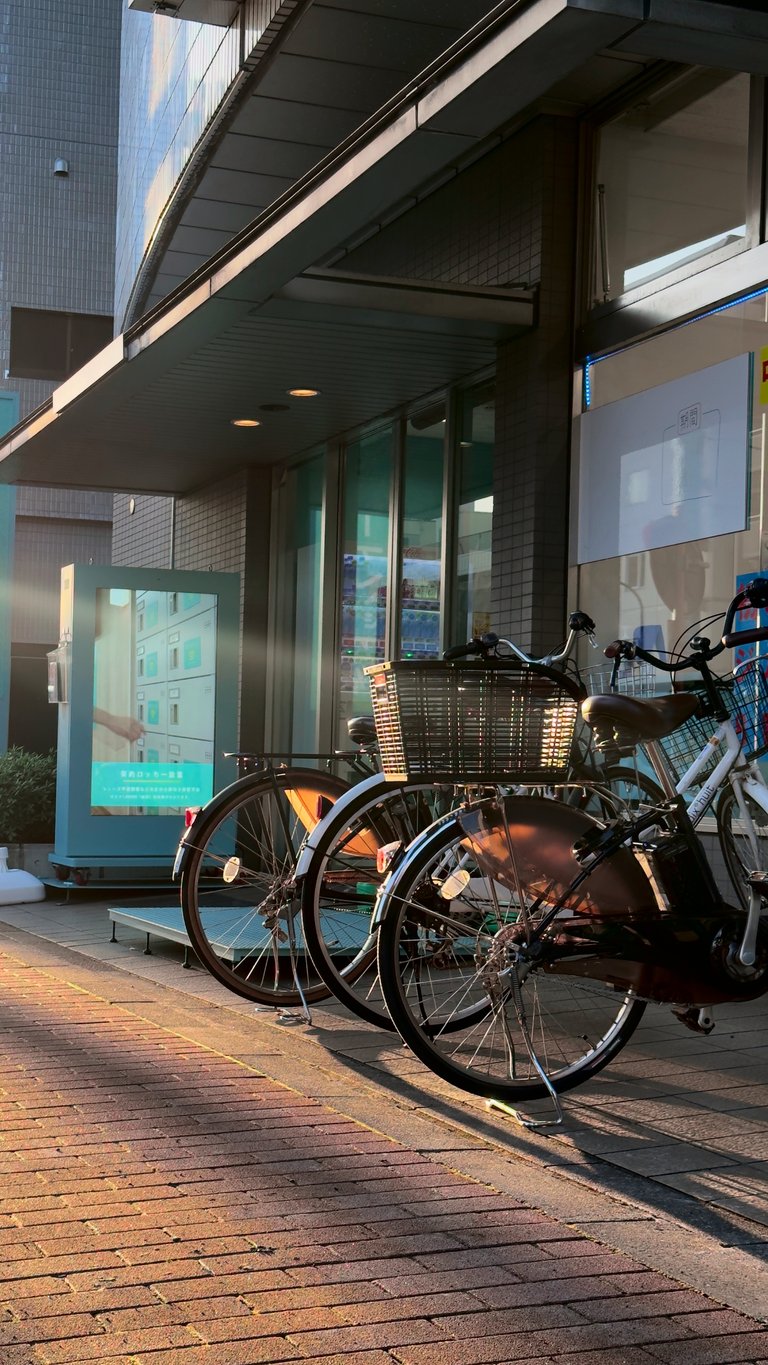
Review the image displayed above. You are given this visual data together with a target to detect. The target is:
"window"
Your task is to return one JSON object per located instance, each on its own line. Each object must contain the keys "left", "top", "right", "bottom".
{"left": 576, "top": 297, "right": 764, "bottom": 661}
{"left": 289, "top": 453, "right": 325, "bottom": 753}
{"left": 454, "top": 383, "right": 494, "bottom": 643}
{"left": 339, "top": 427, "right": 394, "bottom": 742}
{"left": 593, "top": 71, "right": 751, "bottom": 305}
{"left": 9, "top": 308, "right": 113, "bottom": 381}
{"left": 399, "top": 404, "right": 445, "bottom": 661}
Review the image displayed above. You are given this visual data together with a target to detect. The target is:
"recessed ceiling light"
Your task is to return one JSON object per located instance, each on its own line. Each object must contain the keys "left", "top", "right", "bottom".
{"left": 230, "top": 418, "right": 261, "bottom": 427}
{"left": 287, "top": 388, "right": 320, "bottom": 398}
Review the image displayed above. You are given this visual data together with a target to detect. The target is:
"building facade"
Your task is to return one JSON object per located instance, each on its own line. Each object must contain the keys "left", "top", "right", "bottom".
{"left": 4, "top": 0, "right": 768, "bottom": 766}
{"left": 0, "top": 0, "right": 120, "bottom": 750}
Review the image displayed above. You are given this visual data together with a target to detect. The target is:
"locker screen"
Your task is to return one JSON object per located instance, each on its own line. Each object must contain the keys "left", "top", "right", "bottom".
{"left": 91, "top": 587, "right": 217, "bottom": 813}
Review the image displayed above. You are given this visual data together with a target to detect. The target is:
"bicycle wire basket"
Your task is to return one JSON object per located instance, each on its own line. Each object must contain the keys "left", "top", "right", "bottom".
{"left": 660, "top": 656, "right": 768, "bottom": 784}
{"left": 365, "top": 659, "right": 584, "bottom": 784}
{"left": 582, "top": 658, "right": 661, "bottom": 699}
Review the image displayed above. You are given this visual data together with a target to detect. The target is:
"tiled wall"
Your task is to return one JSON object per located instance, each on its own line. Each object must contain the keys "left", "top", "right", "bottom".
{"left": 112, "top": 494, "right": 174, "bottom": 569}
{"left": 0, "top": 0, "right": 120, "bottom": 703}
{"left": 12, "top": 517, "right": 113, "bottom": 643}
{"left": 0, "top": 0, "right": 119, "bottom": 423}
{"left": 493, "top": 119, "right": 580, "bottom": 655}
{"left": 16, "top": 489, "right": 113, "bottom": 521}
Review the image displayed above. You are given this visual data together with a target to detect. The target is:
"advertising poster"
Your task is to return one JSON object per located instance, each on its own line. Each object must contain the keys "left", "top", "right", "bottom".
{"left": 577, "top": 354, "right": 751, "bottom": 565}
{"left": 91, "top": 587, "right": 217, "bottom": 813}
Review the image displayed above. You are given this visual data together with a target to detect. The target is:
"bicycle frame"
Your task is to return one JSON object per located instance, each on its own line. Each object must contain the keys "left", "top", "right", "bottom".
{"left": 666, "top": 715, "right": 768, "bottom": 839}
{"left": 639, "top": 711, "right": 768, "bottom": 972}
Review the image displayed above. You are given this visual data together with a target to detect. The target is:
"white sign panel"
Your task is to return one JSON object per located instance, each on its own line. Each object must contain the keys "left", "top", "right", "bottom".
{"left": 577, "top": 353, "right": 751, "bottom": 565}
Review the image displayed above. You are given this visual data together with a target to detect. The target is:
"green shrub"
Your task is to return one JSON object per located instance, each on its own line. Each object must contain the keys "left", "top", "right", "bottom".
{"left": 0, "top": 747, "right": 57, "bottom": 844}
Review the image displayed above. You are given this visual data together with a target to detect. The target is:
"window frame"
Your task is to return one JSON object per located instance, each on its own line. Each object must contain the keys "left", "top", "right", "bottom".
{"left": 9, "top": 307, "right": 114, "bottom": 382}
{"left": 580, "top": 69, "right": 766, "bottom": 336}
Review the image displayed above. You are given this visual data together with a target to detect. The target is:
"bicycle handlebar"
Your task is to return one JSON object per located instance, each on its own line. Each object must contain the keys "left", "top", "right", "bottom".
{"left": 442, "top": 612, "right": 596, "bottom": 665}
{"left": 604, "top": 578, "right": 768, "bottom": 672}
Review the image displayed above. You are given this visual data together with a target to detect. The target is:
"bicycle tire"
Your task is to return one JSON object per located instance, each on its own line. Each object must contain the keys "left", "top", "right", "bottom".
{"left": 716, "top": 784, "right": 768, "bottom": 910}
{"left": 300, "top": 778, "right": 456, "bottom": 1029}
{"left": 376, "top": 797, "right": 647, "bottom": 1103}
{"left": 180, "top": 767, "right": 350, "bottom": 1005}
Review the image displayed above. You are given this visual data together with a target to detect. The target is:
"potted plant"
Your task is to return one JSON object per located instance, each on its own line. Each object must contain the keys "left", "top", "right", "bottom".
{"left": 0, "top": 747, "right": 57, "bottom": 877}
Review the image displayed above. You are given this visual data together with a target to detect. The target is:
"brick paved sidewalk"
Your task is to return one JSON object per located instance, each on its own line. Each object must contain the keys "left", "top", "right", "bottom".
{"left": 0, "top": 949, "right": 766, "bottom": 1365}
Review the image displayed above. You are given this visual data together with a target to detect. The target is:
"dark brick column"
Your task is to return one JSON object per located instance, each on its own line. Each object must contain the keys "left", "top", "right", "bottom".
{"left": 491, "top": 117, "right": 580, "bottom": 655}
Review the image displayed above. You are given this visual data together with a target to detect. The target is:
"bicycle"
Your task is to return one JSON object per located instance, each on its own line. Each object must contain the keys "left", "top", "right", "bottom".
{"left": 372, "top": 580, "right": 768, "bottom": 1120}
{"left": 173, "top": 743, "right": 378, "bottom": 1010}
{"left": 298, "top": 614, "right": 662, "bottom": 1031}
{"left": 173, "top": 610, "right": 655, "bottom": 1018}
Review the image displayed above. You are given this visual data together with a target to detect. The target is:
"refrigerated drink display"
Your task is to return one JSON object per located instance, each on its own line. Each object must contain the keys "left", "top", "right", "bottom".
{"left": 339, "top": 555, "right": 387, "bottom": 723}
{"left": 400, "top": 556, "right": 440, "bottom": 659}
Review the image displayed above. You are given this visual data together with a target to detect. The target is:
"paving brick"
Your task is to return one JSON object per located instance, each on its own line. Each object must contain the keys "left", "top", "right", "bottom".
{"left": 36, "top": 1327, "right": 199, "bottom": 1363}
{"left": 134, "top": 1344, "right": 303, "bottom": 1365}
{"left": 1, "top": 950, "right": 765, "bottom": 1365}
{"left": 0, "top": 1315, "right": 106, "bottom": 1346}
{"left": 9, "top": 1286, "right": 159, "bottom": 1318}
{"left": 287, "top": 1319, "right": 455, "bottom": 1353}
{"left": 468, "top": 1277, "right": 624, "bottom": 1310}
{"left": 576, "top": 1292, "right": 739, "bottom": 1322}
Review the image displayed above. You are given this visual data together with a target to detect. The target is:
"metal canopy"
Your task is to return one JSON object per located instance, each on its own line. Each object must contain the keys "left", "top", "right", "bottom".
{"left": 5, "top": 0, "right": 768, "bottom": 493}
{"left": 0, "top": 278, "right": 532, "bottom": 495}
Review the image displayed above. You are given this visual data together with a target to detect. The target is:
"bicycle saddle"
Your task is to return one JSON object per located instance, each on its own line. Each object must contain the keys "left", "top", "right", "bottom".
{"left": 347, "top": 715, "right": 377, "bottom": 745}
{"left": 581, "top": 691, "right": 699, "bottom": 751}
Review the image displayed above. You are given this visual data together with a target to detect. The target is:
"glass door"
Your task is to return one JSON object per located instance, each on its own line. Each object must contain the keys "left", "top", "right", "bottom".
{"left": 399, "top": 404, "right": 445, "bottom": 660}
{"left": 338, "top": 427, "right": 394, "bottom": 743}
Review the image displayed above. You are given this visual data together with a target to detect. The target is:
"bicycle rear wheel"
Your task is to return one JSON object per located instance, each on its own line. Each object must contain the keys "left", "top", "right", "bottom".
{"left": 180, "top": 767, "right": 349, "bottom": 1005}
{"left": 300, "top": 778, "right": 456, "bottom": 1029}
{"left": 376, "top": 798, "right": 647, "bottom": 1103}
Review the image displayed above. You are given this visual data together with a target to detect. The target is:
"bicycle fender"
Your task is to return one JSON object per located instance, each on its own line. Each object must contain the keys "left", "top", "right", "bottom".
{"left": 458, "top": 795, "right": 658, "bottom": 921}
{"left": 293, "top": 772, "right": 395, "bottom": 879}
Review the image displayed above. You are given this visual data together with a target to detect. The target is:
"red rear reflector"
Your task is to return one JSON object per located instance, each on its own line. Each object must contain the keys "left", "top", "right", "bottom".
{"left": 376, "top": 841, "right": 401, "bottom": 875}
{"left": 184, "top": 807, "right": 201, "bottom": 828}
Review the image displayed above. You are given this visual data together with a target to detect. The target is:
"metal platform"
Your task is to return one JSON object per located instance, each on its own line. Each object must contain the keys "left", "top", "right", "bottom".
{"left": 108, "top": 904, "right": 262, "bottom": 965}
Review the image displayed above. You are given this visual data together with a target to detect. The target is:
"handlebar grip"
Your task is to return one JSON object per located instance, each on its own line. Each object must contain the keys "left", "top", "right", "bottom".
{"left": 443, "top": 640, "right": 483, "bottom": 660}
{"left": 722, "top": 577, "right": 768, "bottom": 641}
{"left": 722, "top": 626, "right": 768, "bottom": 649}
{"left": 603, "top": 640, "right": 634, "bottom": 660}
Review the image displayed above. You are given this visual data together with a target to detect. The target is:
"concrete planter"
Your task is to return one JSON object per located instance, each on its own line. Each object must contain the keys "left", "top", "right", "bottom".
{"left": 2, "top": 843, "right": 54, "bottom": 879}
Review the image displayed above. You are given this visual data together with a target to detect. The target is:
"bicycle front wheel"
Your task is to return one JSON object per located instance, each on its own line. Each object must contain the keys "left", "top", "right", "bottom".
{"left": 180, "top": 767, "right": 349, "bottom": 1005}
{"left": 716, "top": 784, "right": 768, "bottom": 909}
{"left": 376, "top": 801, "right": 646, "bottom": 1103}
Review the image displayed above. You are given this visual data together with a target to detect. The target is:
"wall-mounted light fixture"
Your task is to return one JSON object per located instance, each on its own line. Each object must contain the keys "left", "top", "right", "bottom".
{"left": 53, "top": 158, "right": 69, "bottom": 177}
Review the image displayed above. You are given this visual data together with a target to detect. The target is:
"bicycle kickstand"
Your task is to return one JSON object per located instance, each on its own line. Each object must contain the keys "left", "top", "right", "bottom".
{"left": 486, "top": 974, "right": 564, "bottom": 1130}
